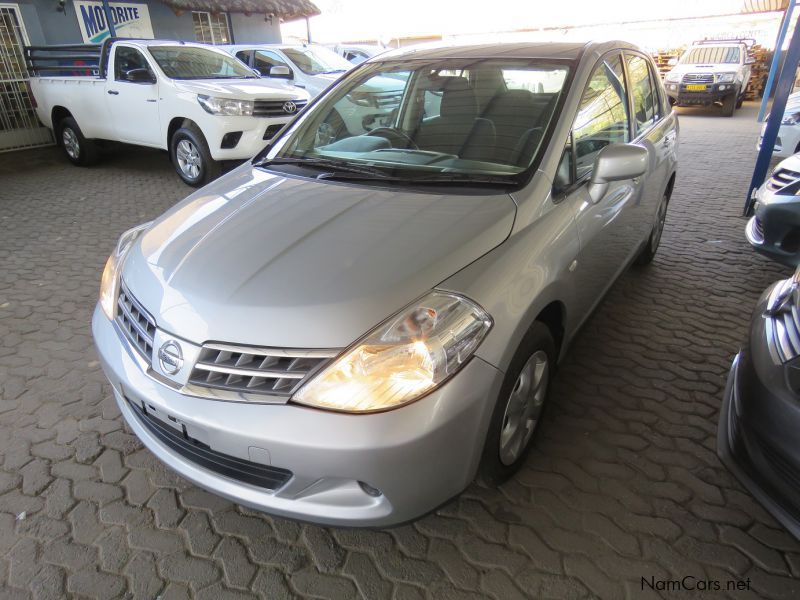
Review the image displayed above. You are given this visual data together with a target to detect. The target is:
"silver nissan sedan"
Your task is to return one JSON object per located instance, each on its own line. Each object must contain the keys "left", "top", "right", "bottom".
{"left": 93, "top": 41, "right": 678, "bottom": 527}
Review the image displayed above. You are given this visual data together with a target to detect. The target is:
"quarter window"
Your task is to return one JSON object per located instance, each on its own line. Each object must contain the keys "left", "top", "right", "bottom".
{"left": 192, "top": 12, "right": 231, "bottom": 45}
{"left": 573, "top": 54, "right": 630, "bottom": 179}
{"left": 626, "top": 54, "right": 657, "bottom": 132}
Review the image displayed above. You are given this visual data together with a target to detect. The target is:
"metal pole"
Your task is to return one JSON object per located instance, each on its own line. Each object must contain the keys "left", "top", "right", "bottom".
{"left": 102, "top": 0, "right": 117, "bottom": 38}
{"left": 305, "top": 17, "right": 311, "bottom": 44}
{"left": 758, "top": 1, "right": 795, "bottom": 122}
{"left": 745, "top": 11, "right": 800, "bottom": 215}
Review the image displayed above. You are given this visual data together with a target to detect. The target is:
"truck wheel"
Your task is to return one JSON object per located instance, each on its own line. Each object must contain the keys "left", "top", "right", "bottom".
{"left": 58, "top": 117, "right": 97, "bottom": 166}
{"left": 721, "top": 94, "right": 736, "bottom": 117}
{"left": 478, "top": 322, "right": 555, "bottom": 485}
{"left": 736, "top": 95, "right": 744, "bottom": 109}
{"left": 170, "top": 125, "right": 221, "bottom": 187}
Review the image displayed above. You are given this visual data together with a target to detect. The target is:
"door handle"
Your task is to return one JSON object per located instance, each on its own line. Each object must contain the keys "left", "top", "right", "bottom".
{"left": 146, "top": 99, "right": 157, "bottom": 103}
{"left": 107, "top": 90, "right": 119, "bottom": 95}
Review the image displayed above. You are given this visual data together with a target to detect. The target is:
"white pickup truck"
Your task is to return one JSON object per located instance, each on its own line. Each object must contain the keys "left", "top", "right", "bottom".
{"left": 26, "top": 39, "right": 310, "bottom": 185}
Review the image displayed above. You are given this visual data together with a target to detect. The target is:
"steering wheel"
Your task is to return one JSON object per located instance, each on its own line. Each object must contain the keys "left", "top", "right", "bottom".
{"left": 365, "top": 127, "right": 418, "bottom": 150}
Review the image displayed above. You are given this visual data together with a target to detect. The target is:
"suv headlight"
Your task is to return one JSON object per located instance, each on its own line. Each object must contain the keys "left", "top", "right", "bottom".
{"left": 714, "top": 73, "right": 736, "bottom": 83}
{"left": 293, "top": 291, "right": 492, "bottom": 413}
{"left": 99, "top": 222, "right": 151, "bottom": 320}
{"left": 665, "top": 72, "right": 681, "bottom": 83}
{"left": 197, "top": 95, "right": 254, "bottom": 116}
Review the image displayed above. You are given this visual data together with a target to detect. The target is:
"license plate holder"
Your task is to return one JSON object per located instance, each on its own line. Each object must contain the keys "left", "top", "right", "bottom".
{"left": 686, "top": 84, "right": 708, "bottom": 91}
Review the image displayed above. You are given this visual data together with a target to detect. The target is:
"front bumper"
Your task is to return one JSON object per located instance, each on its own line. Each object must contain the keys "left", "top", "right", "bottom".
{"left": 92, "top": 304, "right": 504, "bottom": 527}
{"left": 718, "top": 345, "right": 800, "bottom": 540}
{"left": 746, "top": 194, "right": 800, "bottom": 267}
{"left": 664, "top": 82, "right": 736, "bottom": 105}
{"left": 203, "top": 115, "right": 292, "bottom": 161}
{"left": 758, "top": 125, "right": 800, "bottom": 158}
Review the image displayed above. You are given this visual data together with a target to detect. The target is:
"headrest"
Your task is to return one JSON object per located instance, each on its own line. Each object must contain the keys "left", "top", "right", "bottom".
{"left": 439, "top": 77, "right": 477, "bottom": 119}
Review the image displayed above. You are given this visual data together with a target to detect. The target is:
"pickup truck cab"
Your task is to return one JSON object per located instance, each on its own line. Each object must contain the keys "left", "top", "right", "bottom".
{"left": 663, "top": 39, "right": 753, "bottom": 117}
{"left": 27, "top": 39, "right": 310, "bottom": 185}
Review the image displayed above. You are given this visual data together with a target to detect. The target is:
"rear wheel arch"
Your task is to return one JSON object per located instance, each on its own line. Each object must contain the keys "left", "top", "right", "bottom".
{"left": 51, "top": 106, "right": 73, "bottom": 135}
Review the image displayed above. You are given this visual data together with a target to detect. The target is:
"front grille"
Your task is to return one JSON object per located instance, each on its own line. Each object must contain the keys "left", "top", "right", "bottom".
{"left": 116, "top": 282, "right": 156, "bottom": 360}
{"left": 253, "top": 99, "right": 308, "bottom": 117}
{"left": 766, "top": 168, "right": 800, "bottom": 193}
{"left": 766, "top": 278, "right": 800, "bottom": 362}
{"left": 756, "top": 434, "right": 800, "bottom": 496}
{"left": 374, "top": 91, "right": 403, "bottom": 109}
{"left": 682, "top": 73, "right": 714, "bottom": 84}
{"left": 188, "top": 343, "right": 338, "bottom": 397}
{"left": 128, "top": 399, "right": 293, "bottom": 491}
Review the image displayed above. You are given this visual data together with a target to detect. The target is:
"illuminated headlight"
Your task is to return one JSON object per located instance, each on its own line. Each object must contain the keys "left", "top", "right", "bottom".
{"left": 782, "top": 113, "right": 800, "bottom": 126}
{"left": 665, "top": 72, "right": 681, "bottom": 83}
{"left": 714, "top": 73, "right": 736, "bottom": 83}
{"left": 197, "top": 95, "right": 254, "bottom": 116}
{"left": 293, "top": 291, "right": 492, "bottom": 413}
{"left": 99, "top": 222, "right": 151, "bottom": 320}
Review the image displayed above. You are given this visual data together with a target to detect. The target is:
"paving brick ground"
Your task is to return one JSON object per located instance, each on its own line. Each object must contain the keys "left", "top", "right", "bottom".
{"left": 1, "top": 103, "right": 800, "bottom": 599}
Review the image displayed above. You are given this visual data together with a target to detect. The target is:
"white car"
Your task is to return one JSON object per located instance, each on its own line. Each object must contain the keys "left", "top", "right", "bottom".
{"left": 28, "top": 39, "right": 310, "bottom": 185}
{"left": 221, "top": 44, "right": 354, "bottom": 98}
{"left": 758, "top": 92, "right": 800, "bottom": 158}
{"left": 222, "top": 43, "right": 406, "bottom": 142}
{"left": 330, "top": 44, "right": 386, "bottom": 65}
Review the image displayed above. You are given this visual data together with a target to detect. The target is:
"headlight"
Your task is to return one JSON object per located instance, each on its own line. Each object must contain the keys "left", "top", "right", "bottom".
{"left": 783, "top": 113, "right": 800, "bottom": 126}
{"left": 99, "top": 222, "right": 151, "bottom": 320}
{"left": 293, "top": 291, "right": 492, "bottom": 413}
{"left": 665, "top": 72, "right": 681, "bottom": 83}
{"left": 714, "top": 73, "right": 736, "bottom": 83}
{"left": 197, "top": 95, "right": 254, "bottom": 116}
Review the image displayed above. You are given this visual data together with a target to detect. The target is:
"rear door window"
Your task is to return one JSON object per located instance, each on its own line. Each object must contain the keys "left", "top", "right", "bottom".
{"left": 625, "top": 54, "right": 657, "bottom": 133}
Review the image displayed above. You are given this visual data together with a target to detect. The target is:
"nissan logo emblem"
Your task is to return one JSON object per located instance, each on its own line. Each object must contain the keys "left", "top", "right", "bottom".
{"left": 283, "top": 101, "right": 297, "bottom": 114}
{"left": 158, "top": 340, "right": 184, "bottom": 375}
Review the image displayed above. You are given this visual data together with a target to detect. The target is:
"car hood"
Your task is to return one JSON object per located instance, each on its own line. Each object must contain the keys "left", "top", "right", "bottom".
{"left": 122, "top": 164, "right": 516, "bottom": 348}
{"left": 174, "top": 79, "right": 309, "bottom": 100}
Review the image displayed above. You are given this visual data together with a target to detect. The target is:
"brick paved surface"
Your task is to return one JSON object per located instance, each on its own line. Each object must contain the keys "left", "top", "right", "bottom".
{"left": 1, "top": 103, "right": 800, "bottom": 599}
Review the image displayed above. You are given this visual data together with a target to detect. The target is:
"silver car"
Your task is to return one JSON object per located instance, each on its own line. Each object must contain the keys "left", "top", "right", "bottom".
{"left": 93, "top": 41, "right": 678, "bottom": 527}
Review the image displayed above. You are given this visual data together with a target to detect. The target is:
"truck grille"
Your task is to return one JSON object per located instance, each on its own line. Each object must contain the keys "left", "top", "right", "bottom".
{"left": 189, "top": 343, "right": 338, "bottom": 397}
{"left": 253, "top": 99, "right": 308, "bottom": 117}
{"left": 682, "top": 73, "right": 714, "bottom": 84}
{"left": 116, "top": 282, "right": 157, "bottom": 360}
{"left": 375, "top": 91, "right": 403, "bottom": 109}
{"left": 766, "top": 278, "right": 800, "bottom": 363}
{"left": 766, "top": 168, "right": 800, "bottom": 193}
{"left": 128, "top": 399, "right": 293, "bottom": 491}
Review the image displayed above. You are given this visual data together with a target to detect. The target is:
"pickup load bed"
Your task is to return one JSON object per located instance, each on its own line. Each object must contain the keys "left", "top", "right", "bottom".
{"left": 26, "top": 38, "right": 310, "bottom": 185}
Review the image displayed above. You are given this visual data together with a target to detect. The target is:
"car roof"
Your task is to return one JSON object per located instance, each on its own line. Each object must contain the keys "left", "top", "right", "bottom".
{"left": 370, "top": 40, "right": 638, "bottom": 62}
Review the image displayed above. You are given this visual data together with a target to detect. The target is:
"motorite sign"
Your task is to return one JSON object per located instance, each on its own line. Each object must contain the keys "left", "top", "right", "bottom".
{"left": 74, "top": 1, "right": 154, "bottom": 44}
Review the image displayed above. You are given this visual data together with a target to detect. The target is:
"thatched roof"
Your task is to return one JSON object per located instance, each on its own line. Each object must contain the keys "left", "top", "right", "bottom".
{"left": 162, "top": 0, "right": 320, "bottom": 20}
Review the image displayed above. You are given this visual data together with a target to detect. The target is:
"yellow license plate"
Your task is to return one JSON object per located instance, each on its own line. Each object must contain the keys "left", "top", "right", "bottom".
{"left": 686, "top": 84, "right": 707, "bottom": 91}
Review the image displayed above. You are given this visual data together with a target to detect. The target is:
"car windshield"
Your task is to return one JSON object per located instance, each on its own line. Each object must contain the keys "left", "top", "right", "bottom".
{"left": 148, "top": 46, "right": 257, "bottom": 80}
{"left": 681, "top": 46, "right": 741, "bottom": 65}
{"left": 282, "top": 46, "right": 353, "bottom": 75}
{"left": 259, "top": 58, "right": 570, "bottom": 184}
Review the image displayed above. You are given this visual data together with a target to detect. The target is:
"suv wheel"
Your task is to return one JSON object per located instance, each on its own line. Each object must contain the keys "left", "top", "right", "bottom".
{"left": 479, "top": 322, "right": 555, "bottom": 485}
{"left": 170, "top": 125, "right": 221, "bottom": 186}
{"left": 721, "top": 94, "right": 736, "bottom": 117}
{"left": 58, "top": 117, "right": 97, "bottom": 166}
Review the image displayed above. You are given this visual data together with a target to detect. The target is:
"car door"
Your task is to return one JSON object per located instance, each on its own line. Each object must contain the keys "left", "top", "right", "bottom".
{"left": 557, "top": 51, "right": 646, "bottom": 320}
{"left": 623, "top": 51, "right": 672, "bottom": 240}
{"left": 105, "top": 45, "right": 161, "bottom": 147}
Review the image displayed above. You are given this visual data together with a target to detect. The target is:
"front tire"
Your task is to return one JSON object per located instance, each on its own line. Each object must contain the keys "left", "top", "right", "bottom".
{"left": 170, "top": 125, "right": 220, "bottom": 187}
{"left": 58, "top": 117, "right": 97, "bottom": 166}
{"left": 635, "top": 192, "right": 669, "bottom": 266}
{"left": 478, "top": 322, "right": 555, "bottom": 485}
{"left": 721, "top": 93, "right": 736, "bottom": 117}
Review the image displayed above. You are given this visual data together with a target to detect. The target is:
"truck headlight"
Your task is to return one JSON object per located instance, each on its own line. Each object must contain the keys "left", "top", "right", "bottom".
{"left": 714, "top": 73, "right": 736, "bottom": 83}
{"left": 197, "top": 95, "right": 254, "bottom": 116}
{"left": 99, "top": 222, "right": 151, "bottom": 320}
{"left": 293, "top": 291, "right": 492, "bottom": 413}
{"left": 665, "top": 72, "right": 681, "bottom": 83}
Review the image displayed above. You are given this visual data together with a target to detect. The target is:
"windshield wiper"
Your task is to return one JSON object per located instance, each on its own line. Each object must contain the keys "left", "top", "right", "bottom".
{"left": 320, "top": 69, "right": 347, "bottom": 74}
{"left": 254, "top": 156, "right": 393, "bottom": 178}
{"left": 414, "top": 174, "right": 518, "bottom": 186}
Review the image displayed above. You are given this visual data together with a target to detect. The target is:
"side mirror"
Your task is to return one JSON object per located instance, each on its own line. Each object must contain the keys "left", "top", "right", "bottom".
{"left": 125, "top": 68, "right": 155, "bottom": 84}
{"left": 667, "top": 57, "right": 678, "bottom": 67}
{"left": 587, "top": 144, "right": 648, "bottom": 203}
{"left": 269, "top": 65, "right": 292, "bottom": 79}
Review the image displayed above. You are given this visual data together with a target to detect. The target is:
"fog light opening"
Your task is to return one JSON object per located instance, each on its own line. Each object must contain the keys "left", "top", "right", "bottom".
{"left": 358, "top": 481, "right": 382, "bottom": 497}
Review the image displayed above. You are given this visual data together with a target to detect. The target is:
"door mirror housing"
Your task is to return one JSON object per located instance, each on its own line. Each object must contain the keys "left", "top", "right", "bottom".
{"left": 269, "top": 65, "right": 293, "bottom": 79}
{"left": 587, "top": 143, "right": 648, "bottom": 203}
{"left": 667, "top": 57, "right": 678, "bottom": 67}
{"left": 124, "top": 68, "right": 156, "bottom": 84}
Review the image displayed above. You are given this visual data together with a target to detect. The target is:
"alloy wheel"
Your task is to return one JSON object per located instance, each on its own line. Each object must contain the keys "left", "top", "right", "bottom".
{"left": 499, "top": 350, "right": 549, "bottom": 465}
{"left": 651, "top": 195, "right": 668, "bottom": 252}
{"left": 176, "top": 139, "right": 201, "bottom": 180}
{"left": 62, "top": 127, "right": 80, "bottom": 160}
